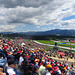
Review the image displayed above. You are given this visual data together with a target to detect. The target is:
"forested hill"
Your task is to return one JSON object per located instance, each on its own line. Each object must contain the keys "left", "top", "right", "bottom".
{"left": 0, "top": 29, "right": 75, "bottom": 36}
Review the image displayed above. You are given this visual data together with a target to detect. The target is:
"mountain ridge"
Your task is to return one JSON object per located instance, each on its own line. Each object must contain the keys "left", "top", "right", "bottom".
{"left": 0, "top": 29, "right": 75, "bottom": 36}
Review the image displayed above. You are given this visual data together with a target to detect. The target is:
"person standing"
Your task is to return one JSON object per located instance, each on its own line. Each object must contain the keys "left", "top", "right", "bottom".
{"left": 38, "top": 61, "right": 45, "bottom": 75}
{"left": 71, "top": 63, "right": 73, "bottom": 68}
{"left": 32, "top": 65, "right": 39, "bottom": 75}
{"left": 6, "top": 59, "right": 17, "bottom": 75}
{"left": 46, "top": 67, "right": 53, "bottom": 75}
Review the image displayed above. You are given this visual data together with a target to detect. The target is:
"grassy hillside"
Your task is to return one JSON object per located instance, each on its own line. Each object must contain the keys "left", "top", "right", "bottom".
{"left": 37, "top": 40, "right": 75, "bottom": 48}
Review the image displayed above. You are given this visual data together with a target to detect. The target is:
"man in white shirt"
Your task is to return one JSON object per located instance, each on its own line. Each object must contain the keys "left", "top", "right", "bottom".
{"left": 4, "top": 55, "right": 15, "bottom": 72}
{"left": 38, "top": 61, "right": 46, "bottom": 75}
{"left": 7, "top": 59, "right": 17, "bottom": 75}
{"left": 19, "top": 52, "right": 25, "bottom": 66}
{"left": 19, "top": 56, "right": 24, "bottom": 66}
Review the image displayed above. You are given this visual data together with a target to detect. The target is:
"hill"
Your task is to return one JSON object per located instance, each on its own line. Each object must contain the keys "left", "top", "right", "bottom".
{"left": 19, "top": 29, "right": 75, "bottom": 36}
{"left": 0, "top": 29, "right": 75, "bottom": 36}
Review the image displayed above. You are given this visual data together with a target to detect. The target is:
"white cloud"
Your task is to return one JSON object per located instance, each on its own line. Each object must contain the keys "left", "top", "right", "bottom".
{"left": 27, "top": 30, "right": 37, "bottom": 32}
{"left": 0, "top": 0, "right": 75, "bottom": 32}
{"left": 36, "top": 26, "right": 40, "bottom": 28}
{"left": 0, "top": 25, "right": 16, "bottom": 32}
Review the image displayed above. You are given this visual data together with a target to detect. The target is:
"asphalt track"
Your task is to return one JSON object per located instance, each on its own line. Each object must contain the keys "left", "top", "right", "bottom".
{"left": 34, "top": 40, "right": 75, "bottom": 51}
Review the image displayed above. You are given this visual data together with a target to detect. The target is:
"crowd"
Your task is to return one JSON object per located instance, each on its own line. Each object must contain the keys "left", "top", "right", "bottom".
{"left": 0, "top": 38, "right": 75, "bottom": 75}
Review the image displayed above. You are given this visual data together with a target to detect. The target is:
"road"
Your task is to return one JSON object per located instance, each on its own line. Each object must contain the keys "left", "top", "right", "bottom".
{"left": 33, "top": 40, "right": 75, "bottom": 51}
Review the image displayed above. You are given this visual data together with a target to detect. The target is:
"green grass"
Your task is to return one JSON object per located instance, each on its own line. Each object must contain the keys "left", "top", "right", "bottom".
{"left": 37, "top": 40, "right": 55, "bottom": 45}
{"left": 25, "top": 39, "right": 31, "bottom": 41}
{"left": 37, "top": 40, "right": 75, "bottom": 48}
{"left": 59, "top": 44, "right": 75, "bottom": 48}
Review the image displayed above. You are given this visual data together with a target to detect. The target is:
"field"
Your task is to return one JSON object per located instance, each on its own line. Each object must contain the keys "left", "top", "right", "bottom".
{"left": 37, "top": 40, "right": 75, "bottom": 48}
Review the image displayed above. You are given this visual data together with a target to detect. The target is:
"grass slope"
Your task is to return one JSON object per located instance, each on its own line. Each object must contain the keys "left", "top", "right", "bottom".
{"left": 37, "top": 40, "right": 75, "bottom": 48}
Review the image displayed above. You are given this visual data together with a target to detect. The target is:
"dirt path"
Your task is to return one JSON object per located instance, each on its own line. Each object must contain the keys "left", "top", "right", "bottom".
{"left": 46, "top": 56, "right": 75, "bottom": 68}
{"left": 50, "top": 57, "right": 75, "bottom": 63}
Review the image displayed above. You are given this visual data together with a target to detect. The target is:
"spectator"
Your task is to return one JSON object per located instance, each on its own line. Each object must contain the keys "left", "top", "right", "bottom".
{"left": 3, "top": 55, "right": 14, "bottom": 72}
{"left": 38, "top": 61, "right": 46, "bottom": 75}
{"left": 6, "top": 59, "right": 17, "bottom": 75}
{"left": 46, "top": 67, "right": 53, "bottom": 75}
{"left": 32, "top": 65, "right": 39, "bottom": 75}
{"left": 19, "top": 52, "right": 25, "bottom": 66}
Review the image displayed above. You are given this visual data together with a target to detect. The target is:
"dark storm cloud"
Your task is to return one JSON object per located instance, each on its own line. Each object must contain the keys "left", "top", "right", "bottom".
{"left": 0, "top": 0, "right": 53, "bottom": 8}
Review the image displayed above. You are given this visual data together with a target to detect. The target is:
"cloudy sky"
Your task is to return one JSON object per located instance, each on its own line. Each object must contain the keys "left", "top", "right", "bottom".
{"left": 0, "top": 0, "right": 75, "bottom": 32}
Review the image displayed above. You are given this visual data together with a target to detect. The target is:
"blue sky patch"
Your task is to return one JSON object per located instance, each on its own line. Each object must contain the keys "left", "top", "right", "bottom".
{"left": 62, "top": 15, "right": 75, "bottom": 21}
